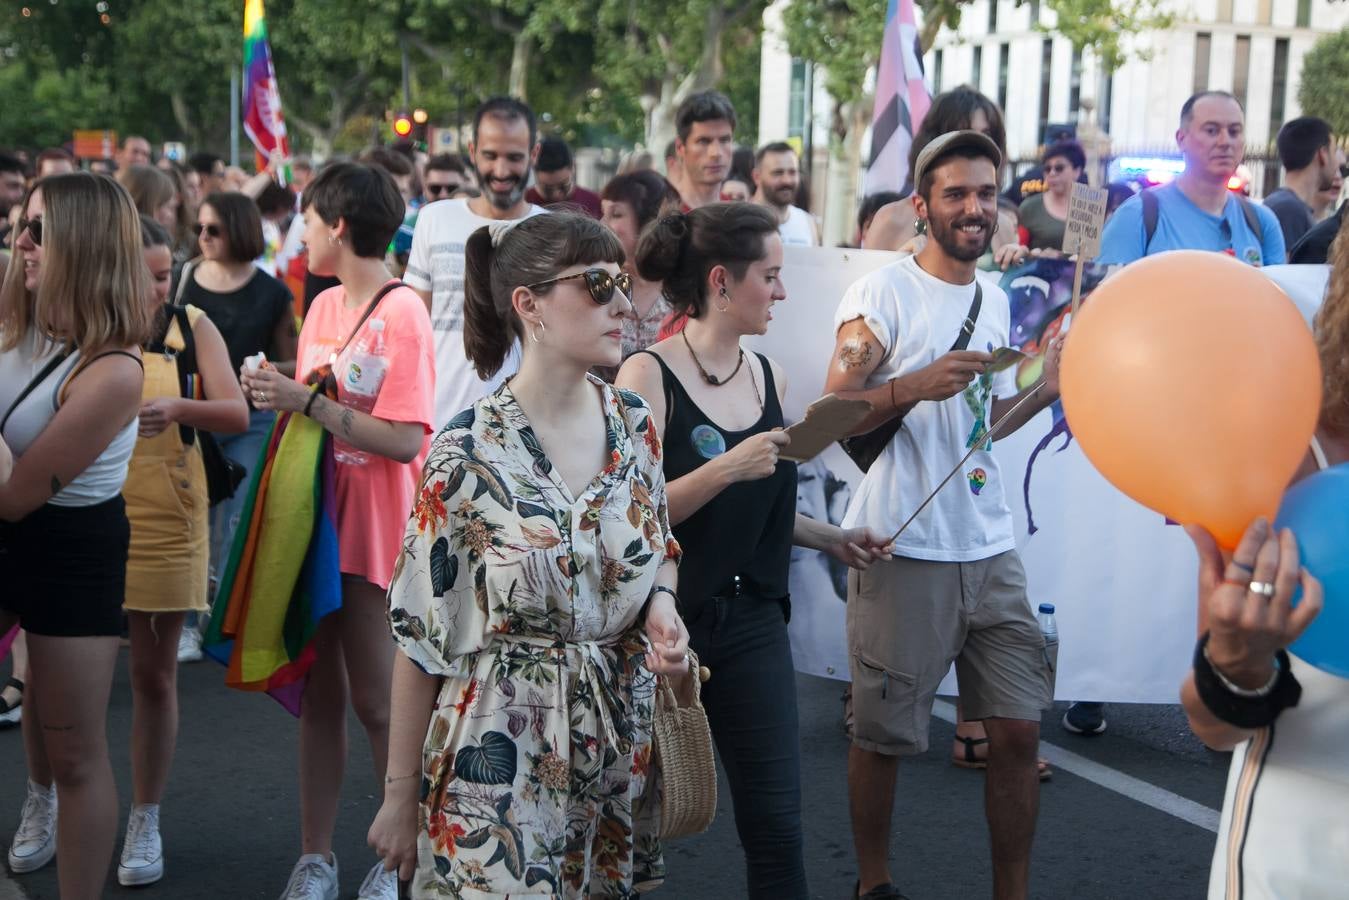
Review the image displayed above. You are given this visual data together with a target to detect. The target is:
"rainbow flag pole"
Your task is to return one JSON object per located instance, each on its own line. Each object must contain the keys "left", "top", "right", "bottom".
{"left": 243, "top": 0, "right": 291, "bottom": 182}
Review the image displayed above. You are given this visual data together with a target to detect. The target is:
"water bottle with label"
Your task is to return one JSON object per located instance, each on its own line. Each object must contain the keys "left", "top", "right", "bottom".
{"left": 332, "top": 319, "right": 389, "bottom": 466}
{"left": 1037, "top": 602, "right": 1059, "bottom": 676}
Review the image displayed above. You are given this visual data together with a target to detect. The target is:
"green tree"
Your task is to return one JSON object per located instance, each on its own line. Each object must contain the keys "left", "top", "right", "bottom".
{"left": 1300, "top": 27, "right": 1349, "bottom": 135}
{"left": 1038, "top": 0, "right": 1172, "bottom": 73}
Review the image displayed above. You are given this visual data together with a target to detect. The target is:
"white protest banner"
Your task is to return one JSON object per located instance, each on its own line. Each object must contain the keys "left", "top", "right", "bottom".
{"left": 746, "top": 248, "right": 1326, "bottom": 702}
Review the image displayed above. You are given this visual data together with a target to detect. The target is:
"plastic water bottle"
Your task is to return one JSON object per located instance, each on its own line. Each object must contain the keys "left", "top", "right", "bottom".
{"left": 332, "top": 319, "right": 388, "bottom": 466}
{"left": 1037, "top": 602, "right": 1059, "bottom": 674}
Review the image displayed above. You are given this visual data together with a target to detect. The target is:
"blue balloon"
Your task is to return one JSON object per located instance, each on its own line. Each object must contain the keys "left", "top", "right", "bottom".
{"left": 1274, "top": 463, "right": 1349, "bottom": 679}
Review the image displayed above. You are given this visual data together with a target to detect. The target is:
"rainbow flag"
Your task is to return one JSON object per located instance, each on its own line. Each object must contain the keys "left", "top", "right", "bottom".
{"left": 204, "top": 409, "right": 342, "bottom": 715}
{"left": 864, "top": 0, "right": 932, "bottom": 194}
{"left": 243, "top": 0, "right": 291, "bottom": 175}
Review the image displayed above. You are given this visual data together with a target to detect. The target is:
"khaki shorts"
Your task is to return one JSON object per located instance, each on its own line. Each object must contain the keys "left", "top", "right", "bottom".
{"left": 847, "top": 551, "right": 1056, "bottom": 756}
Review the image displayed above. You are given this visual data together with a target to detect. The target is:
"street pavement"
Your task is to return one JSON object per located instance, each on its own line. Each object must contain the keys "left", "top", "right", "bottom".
{"left": 0, "top": 653, "right": 1228, "bottom": 898}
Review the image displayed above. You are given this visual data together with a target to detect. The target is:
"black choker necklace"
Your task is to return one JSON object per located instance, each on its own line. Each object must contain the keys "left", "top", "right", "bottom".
{"left": 682, "top": 329, "right": 744, "bottom": 386}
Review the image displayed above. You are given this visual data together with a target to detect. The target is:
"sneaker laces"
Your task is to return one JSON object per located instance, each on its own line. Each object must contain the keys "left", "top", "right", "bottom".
{"left": 14, "top": 787, "right": 53, "bottom": 845}
{"left": 123, "top": 809, "right": 159, "bottom": 862}
{"left": 282, "top": 858, "right": 329, "bottom": 898}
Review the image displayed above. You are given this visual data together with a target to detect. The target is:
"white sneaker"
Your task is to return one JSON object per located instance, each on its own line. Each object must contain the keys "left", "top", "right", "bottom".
{"left": 357, "top": 861, "right": 399, "bottom": 899}
{"left": 117, "top": 804, "right": 164, "bottom": 886}
{"left": 278, "top": 852, "right": 339, "bottom": 900}
{"left": 177, "top": 628, "right": 204, "bottom": 663}
{"left": 8, "top": 779, "right": 57, "bottom": 873}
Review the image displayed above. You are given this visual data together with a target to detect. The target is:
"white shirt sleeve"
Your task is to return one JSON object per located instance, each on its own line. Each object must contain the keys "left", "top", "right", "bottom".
{"left": 404, "top": 205, "right": 435, "bottom": 293}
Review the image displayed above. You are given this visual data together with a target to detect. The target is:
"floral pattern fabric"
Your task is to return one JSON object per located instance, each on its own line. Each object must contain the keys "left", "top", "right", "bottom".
{"left": 388, "top": 375, "right": 681, "bottom": 898}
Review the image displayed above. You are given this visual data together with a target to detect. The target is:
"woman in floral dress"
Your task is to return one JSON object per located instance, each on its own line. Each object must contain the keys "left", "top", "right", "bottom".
{"left": 370, "top": 213, "right": 692, "bottom": 898}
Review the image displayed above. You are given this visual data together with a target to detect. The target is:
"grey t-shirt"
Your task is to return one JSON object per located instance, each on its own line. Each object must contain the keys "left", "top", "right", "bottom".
{"left": 1262, "top": 187, "right": 1315, "bottom": 250}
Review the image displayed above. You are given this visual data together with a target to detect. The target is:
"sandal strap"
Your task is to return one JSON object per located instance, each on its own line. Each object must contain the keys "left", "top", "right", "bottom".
{"left": 953, "top": 733, "right": 990, "bottom": 763}
{"left": 4, "top": 677, "right": 24, "bottom": 693}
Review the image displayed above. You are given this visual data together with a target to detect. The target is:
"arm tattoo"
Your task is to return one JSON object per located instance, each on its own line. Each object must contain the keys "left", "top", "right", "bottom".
{"left": 340, "top": 408, "right": 355, "bottom": 438}
{"left": 50, "top": 475, "right": 62, "bottom": 497}
{"left": 837, "top": 337, "right": 874, "bottom": 370}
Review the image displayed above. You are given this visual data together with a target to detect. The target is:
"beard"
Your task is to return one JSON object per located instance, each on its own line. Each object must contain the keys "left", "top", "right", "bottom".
{"left": 928, "top": 212, "right": 994, "bottom": 262}
{"left": 477, "top": 165, "right": 530, "bottom": 210}
{"left": 770, "top": 184, "right": 797, "bottom": 206}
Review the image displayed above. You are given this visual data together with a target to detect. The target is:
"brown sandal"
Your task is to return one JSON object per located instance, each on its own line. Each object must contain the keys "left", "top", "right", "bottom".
{"left": 952, "top": 734, "right": 1052, "bottom": 781}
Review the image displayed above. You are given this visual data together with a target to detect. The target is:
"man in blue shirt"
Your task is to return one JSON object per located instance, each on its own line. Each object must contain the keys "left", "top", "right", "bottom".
{"left": 1098, "top": 91, "right": 1285, "bottom": 267}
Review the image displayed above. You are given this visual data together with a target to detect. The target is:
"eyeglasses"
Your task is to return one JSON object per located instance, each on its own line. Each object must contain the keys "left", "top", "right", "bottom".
{"left": 192, "top": 223, "right": 222, "bottom": 239}
{"left": 17, "top": 215, "right": 42, "bottom": 247}
{"left": 526, "top": 268, "right": 632, "bottom": 305}
{"left": 425, "top": 183, "right": 458, "bottom": 197}
{"left": 1044, "top": 164, "right": 1071, "bottom": 174}
{"left": 1340, "top": 164, "right": 1349, "bottom": 179}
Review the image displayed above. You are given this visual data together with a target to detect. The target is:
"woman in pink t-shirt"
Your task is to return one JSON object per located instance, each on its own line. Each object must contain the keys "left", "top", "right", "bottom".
{"left": 242, "top": 162, "right": 434, "bottom": 900}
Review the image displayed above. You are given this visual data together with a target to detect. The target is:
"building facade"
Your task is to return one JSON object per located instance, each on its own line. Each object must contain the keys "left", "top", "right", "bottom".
{"left": 929, "top": 0, "right": 1349, "bottom": 162}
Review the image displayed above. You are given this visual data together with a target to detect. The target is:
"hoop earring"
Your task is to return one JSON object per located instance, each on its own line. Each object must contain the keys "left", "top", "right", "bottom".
{"left": 914, "top": 218, "right": 927, "bottom": 236}
{"left": 328, "top": 234, "right": 342, "bottom": 246}
{"left": 715, "top": 287, "right": 731, "bottom": 313}
{"left": 530, "top": 319, "right": 546, "bottom": 344}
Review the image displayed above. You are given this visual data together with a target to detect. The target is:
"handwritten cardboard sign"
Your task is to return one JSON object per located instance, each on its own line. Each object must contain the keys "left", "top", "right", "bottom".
{"left": 1063, "top": 182, "right": 1109, "bottom": 258}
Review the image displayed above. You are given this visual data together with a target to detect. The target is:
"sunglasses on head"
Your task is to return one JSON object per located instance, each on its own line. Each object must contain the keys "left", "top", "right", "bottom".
{"left": 526, "top": 268, "right": 632, "bottom": 305}
{"left": 17, "top": 215, "right": 42, "bottom": 247}
{"left": 192, "top": 223, "right": 222, "bottom": 239}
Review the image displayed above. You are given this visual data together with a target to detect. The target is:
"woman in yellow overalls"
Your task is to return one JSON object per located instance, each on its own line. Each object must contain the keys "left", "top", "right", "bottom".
{"left": 116, "top": 217, "right": 248, "bottom": 887}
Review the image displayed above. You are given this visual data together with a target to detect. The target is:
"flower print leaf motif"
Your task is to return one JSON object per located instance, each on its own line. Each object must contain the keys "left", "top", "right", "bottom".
{"left": 516, "top": 499, "right": 553, "bottom": 522}
{"left": 517, "top": 426, "right": 553, "bottom": 478}
{"left": 474, "top": 565, "right": 489, "bottom": 616}
{"left": 453, "top": 731, "right": 518, "bottom": 785}
{"left": 439, "top": 465, "right": 466, "bottom": 502}
{"left": 520, "top": 523, "right": 560, "bottom": 549}
{"left": 444, "top": 407, "right": 476, "bottom": 433}
{"left": 629, "top": 552, "right": 654, "bottom": 568}
{"left": 388, "top": 607, "right": 427, "bottom": 642}
{"left": 464, "top": 461, "right": 513, "bottom": 509}
{"left": 623, "top": 537, "right": 644, "bottom": 559}
{"left": 525, "top": 867, "right": 559, "bottom": 893}
{"left": 429, "top": 537, "right": 458, "bottom": 595}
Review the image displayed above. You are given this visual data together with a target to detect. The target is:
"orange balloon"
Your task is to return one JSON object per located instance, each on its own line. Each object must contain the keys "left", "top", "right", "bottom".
{"left": 1060, "top": 251, "right": 1322, "bottom": 549}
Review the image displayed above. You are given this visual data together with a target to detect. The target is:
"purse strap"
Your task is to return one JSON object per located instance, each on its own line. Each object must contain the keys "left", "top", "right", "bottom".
{"left": 656, "top": 650, "right": 705, "bottom": 711}
{"left": 1, "top": 347, "right": 73, "bottom": 437}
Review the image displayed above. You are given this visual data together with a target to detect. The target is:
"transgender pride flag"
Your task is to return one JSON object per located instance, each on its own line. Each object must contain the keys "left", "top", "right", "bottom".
{"left": 864, "top": 0, "right": 932, "bottom": 194}
{"left": 243, "top": 0, "right": 290, "bottom": 173}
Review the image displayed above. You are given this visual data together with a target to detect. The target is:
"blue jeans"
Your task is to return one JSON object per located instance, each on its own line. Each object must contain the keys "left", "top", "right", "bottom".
{"left": 685, "top": 587, "right": 807, "bottom": 899}
{"left": 207, "top": 409, "right": 275, "bottom": 604}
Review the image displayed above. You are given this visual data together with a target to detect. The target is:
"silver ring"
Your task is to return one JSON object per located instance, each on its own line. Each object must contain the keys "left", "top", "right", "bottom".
{"left": 1249, "top": 581, "right": 1276, "bottom": 598}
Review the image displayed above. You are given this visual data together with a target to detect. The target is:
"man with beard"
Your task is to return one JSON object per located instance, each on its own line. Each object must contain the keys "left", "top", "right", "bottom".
{"left": 1098, "top": 91, "right": 1284, "bottom": 267}
{"left": 753, "top": 142, "right": 818, "bottom": 246}
{"left": 669, "top": 90, "right": 736, "bottom": 209}
{"left": 406, "top": 96, "right": 545, "bottom": 428}
{"left": 823, "top": 131, "right": 1064, "bottom": 900}
{"left": 1263, "top": 116, "right": 1339, "bottom": 249}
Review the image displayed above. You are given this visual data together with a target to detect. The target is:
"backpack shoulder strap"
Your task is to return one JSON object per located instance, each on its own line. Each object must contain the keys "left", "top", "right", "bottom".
{"left": 1238, "top": 196, "right": 1264, "bottom": 243}
{"left": 1141, "top": 188, "right": 1159, "bottom": 254}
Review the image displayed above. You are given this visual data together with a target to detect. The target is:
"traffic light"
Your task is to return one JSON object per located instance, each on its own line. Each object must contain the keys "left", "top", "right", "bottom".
{"left": 392, "top": 111, "right": 414, "bottom": 139}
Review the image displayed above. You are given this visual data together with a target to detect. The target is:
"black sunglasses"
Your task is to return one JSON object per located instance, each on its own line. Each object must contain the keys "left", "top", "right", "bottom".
{"left": 526, "top": 268, "right": 632, "bottom": 305}
{"left": 1340, "top": 164, "right": 1349, "bottom": 179}
{"left": 192, "top": 223, "right": 222, "bottom": 239}
{"left": 425, "top": 183, "right": 458, "bottom": 196}
{"left": 17, "top": 215, "right": 42, "bottom": 247}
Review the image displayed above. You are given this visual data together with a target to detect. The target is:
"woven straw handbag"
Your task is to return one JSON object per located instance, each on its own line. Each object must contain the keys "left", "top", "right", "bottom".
{"left": 653, "top": 651, "right": 717, "bottom": 839}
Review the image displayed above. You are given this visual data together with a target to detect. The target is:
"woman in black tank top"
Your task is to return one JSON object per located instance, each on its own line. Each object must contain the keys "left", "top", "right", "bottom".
{"left": 617, "top": 204, "right": 891, "bottom": 898}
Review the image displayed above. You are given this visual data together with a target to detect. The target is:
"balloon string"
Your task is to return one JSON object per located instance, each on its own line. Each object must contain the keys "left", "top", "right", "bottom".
{"left": 889, "top": 385, "right": 1046, "bottom": 544}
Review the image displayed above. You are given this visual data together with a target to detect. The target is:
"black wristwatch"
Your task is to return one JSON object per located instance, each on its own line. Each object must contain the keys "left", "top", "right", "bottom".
{"left": 1192, "top": 632, "right": 1301, "bottom": 729}
{"left": 643, "top": 585, "right": 678, "bottom": 618}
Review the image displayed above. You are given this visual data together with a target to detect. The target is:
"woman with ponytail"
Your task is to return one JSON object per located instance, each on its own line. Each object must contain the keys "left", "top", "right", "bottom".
{"left": 616, "top": 203, "right": 892, "bottom": 897}
{"left": 369, "top": 212, "right": 692, "bottom": 896}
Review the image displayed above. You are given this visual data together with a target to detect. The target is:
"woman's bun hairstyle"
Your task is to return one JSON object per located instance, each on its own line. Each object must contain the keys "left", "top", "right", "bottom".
{"left": 634, "top": 202, "right": 778, "bottom": 318}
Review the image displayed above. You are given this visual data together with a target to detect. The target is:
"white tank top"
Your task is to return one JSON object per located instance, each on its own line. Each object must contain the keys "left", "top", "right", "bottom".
{"left": 1207, "top": 437, "right": 1349, "bottom": 900}
{"left": 0, "top": 333, "right": 138, "bottom": 508}
{"left": 778, "top": 205, "right": 818, "bottom": 247}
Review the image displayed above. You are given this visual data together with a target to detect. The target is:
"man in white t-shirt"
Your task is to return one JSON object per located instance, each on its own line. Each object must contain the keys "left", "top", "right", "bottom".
{"left": 405, "top": 96, "right": 546, "bottom": 428}
{"left": 752, "top": 141, "right": 818, "bottom": 246}
{"left": 823, "top": 131, "right": 1065, "bottom": 900}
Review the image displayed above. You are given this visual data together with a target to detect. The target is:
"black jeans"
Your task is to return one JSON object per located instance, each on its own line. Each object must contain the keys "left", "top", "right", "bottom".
{"left": 685, "top": 587, "right": 807, "bottom": 899}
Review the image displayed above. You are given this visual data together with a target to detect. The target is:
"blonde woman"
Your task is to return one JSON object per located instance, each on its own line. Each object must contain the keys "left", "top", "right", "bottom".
{"left": 0, "top": 173, "right": 152, "bottom": 899}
